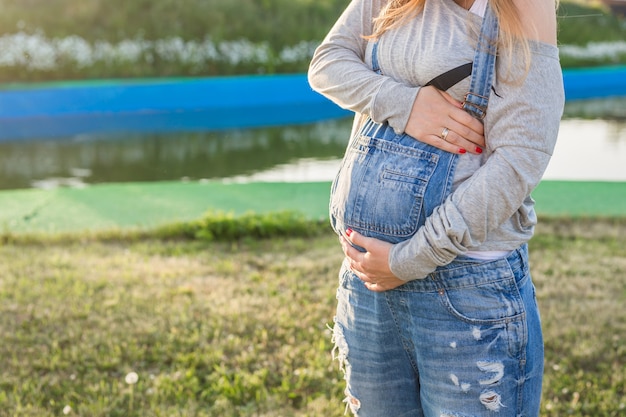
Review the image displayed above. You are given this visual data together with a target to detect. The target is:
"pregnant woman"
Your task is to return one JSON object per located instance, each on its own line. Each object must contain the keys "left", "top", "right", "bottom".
{"left": 308, "top": 0, "right": 564, "bottom": 415}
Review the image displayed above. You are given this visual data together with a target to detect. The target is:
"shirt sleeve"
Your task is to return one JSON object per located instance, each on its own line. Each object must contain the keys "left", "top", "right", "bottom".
{"left": 388, "top": 42, "right": 565, "bottom": 281}
{"left": 307, "top": 0, "right": 420, "bottom": 134}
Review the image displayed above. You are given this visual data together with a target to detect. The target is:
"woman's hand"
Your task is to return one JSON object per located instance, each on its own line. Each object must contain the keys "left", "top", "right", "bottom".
{"left": 405, "top": 85, "right": 485, "bottom": 155}
{"left": 340, "top": 229, "right": 406, "bottom": 292}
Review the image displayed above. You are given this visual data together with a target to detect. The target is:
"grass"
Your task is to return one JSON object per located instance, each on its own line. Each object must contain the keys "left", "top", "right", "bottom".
{"left": 0, "top": 214, "right": 624, "bottom": 416}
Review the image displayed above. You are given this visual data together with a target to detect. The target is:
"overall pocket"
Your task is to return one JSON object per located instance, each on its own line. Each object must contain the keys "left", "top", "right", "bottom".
{"left": 330, "top": 121, "right": 440, "bottom": 243}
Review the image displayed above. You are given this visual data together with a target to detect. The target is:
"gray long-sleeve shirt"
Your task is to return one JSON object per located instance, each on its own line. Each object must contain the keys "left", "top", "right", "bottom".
{"left": 308, "top": 0, "right": 565, "bottom": 281}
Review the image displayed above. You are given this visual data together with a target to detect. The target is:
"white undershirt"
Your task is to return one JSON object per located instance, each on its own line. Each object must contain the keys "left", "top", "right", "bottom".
{"left": 469, "top": 0, "right": 488, "bottom": 17}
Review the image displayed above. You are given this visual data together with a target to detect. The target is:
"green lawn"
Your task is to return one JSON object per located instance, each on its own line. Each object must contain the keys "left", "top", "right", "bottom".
{"left": 0, "top": 216, "right": 624, "bottom": 416}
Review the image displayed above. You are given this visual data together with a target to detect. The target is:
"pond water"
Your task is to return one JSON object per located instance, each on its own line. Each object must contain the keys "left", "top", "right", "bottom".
{"left": 0, "top": 97, "right": 624, "bottom": 191}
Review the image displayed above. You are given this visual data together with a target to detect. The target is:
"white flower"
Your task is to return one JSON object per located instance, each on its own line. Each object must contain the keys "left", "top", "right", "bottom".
{"left": 0, "top": 31, "right": 323, "bottom": 72}
{"left": 219, "top": 39, "right": 271, "bottom": 65}
{"left": 63, "top": 405, "right": 72, "bottom": 415}
{"left": 125, "top": 372, "right": 139, "bottom": 385}
{"left": 114, "top": 40, "right": 146, "bottom": 62}
{"left": 279, "top": 40, "right": 318, "bottom": 63}
{"left": 55, "top": 35, "right": 93, "bottom": 67}
{"left": 559, "top": 41, "right": 626, "bottom": 61}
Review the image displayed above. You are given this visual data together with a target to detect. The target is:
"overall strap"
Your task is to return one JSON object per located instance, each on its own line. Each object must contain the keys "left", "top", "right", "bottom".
{"left": 463, "top": 2, "right": 499, "bottom": 120}
{"left": 371, "top": 42, "right": 382, "bottom": 75}
{"left": 425, "top": 62, "right": 473, "bottom": 91}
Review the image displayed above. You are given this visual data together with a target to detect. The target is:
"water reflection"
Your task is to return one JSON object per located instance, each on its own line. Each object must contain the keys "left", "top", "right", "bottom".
{"left": 223, "top": 117, "right": 626, "bottom": 183}
{"left": 562, "top": 96, "right": 626, "bottom": 121}
{"left": 0, "top": 97, "right": 624, "bottom": 190}
{"left": 0, "top": 119, "right": 350, "bottom": 190}
{"left": 544, "top": 118, "right": 626, "bottom": 181}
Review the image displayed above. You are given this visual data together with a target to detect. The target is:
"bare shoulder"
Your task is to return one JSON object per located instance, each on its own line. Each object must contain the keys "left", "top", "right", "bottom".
{"left": 512, "top": 0, "right": 558, "bottom": 45}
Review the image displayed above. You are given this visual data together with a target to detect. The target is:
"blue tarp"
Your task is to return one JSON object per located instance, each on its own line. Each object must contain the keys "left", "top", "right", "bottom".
{"left": 561, "top": 66, "right": 626, "bottom": 101}
{"left": 0, "top": 66, "right": 624, "bottom": 141}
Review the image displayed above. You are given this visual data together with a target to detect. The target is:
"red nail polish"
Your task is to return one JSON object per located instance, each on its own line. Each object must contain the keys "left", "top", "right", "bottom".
{"left": 476, "top": 147, "right": 483, "bottom": 154}
{"left": 346, "top": 228, "right": 353, "bottom": 237}
{"left": 459, "top": 148, "right": 467, "bottom": 154}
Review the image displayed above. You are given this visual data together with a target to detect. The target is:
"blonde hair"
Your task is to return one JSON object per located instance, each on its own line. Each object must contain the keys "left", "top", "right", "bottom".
{"left": 369, "top": 0, "right": 558, "bottom": 79}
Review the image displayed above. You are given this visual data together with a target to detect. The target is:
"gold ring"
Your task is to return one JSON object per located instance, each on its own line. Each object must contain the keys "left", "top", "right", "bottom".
{"left": 440, "top": 127, "right": 450, "bottom": 142}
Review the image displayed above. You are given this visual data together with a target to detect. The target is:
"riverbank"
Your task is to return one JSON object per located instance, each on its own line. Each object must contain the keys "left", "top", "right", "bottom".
{"left": 0, "top": 1, "right": 624, "bottom": 82}
{"left": 1, "top": 180, "right": 624, "bottom": 236}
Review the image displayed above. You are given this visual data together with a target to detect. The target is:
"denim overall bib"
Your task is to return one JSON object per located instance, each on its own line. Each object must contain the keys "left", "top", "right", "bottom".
{"left": 330, "top": 5, "right": 544, "bottom": 417}
{"left": 329, "top": 7, "right": 497, "bottom": 245}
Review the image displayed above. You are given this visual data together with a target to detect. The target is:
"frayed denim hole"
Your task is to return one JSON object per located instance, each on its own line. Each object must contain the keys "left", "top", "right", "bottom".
{"left": 343, "top": 388, "right": 361, "bottom": 415}
{"left": 330, "top": 319, "right": 347, "bottom": 373}
{"left": 479, "top": 390, "right": 505, "bottom": 412}
{"left": 330, "top": 321, "right": 361, "bottom": 415}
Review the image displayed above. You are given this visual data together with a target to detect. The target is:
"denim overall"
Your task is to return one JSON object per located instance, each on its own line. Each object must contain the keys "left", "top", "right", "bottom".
{"left": 330, "top": 4, "right": 544, "bottom": 416}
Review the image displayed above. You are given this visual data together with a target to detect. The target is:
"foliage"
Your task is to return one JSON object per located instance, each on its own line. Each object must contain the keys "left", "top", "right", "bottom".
{"left": 0, "top": 0, "right": 348, "bottom": 46}
{"left": 1, "top": 210, "right": 333, "bottom": 246}
{"left": 163, "top": 210, "right": 331, "bottom": 242}
{"left": 0, "top": 1, "right": 624, "bottom": 81}
{"left": 0, "top": 0, "right": 350, "bottom": 81}
{"left": 557, "top": 2, "right": 626, "bottom": 46}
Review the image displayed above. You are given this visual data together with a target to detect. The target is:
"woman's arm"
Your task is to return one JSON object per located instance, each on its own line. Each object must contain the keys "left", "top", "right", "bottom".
{"left": 308, "top": 0, "right": 485, "bottom": 154}
{"left": 337, "top": 0, "right": 563, "bottom": 288}
{"left": 389, "top": 40, "right": 564, "bottom": 281}
{"left": 342, "top": 39, "right": 564, "bottom": 289}
{"left": 308, "top": 0, "right": 417, "bottom": 133}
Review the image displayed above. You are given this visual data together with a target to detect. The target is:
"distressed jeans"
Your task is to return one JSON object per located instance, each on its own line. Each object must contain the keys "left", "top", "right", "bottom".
{"left": 332, "top": 244, "right": 544, "bottom": 416}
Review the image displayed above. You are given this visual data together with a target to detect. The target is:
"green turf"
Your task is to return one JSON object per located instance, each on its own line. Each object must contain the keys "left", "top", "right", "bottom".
{"left": 532, "top": 180, "right": 626, "bottom": 218}
{"left": 0, "top": 180, "right": 624, "bottom": 234}
{"left": 0, "top": 182, "right": 332, "bottom": 234}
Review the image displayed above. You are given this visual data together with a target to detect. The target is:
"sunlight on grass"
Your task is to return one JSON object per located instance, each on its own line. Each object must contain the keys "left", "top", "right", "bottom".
{"left": 0, "top": 217, "right": 624, "bottom": 415}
